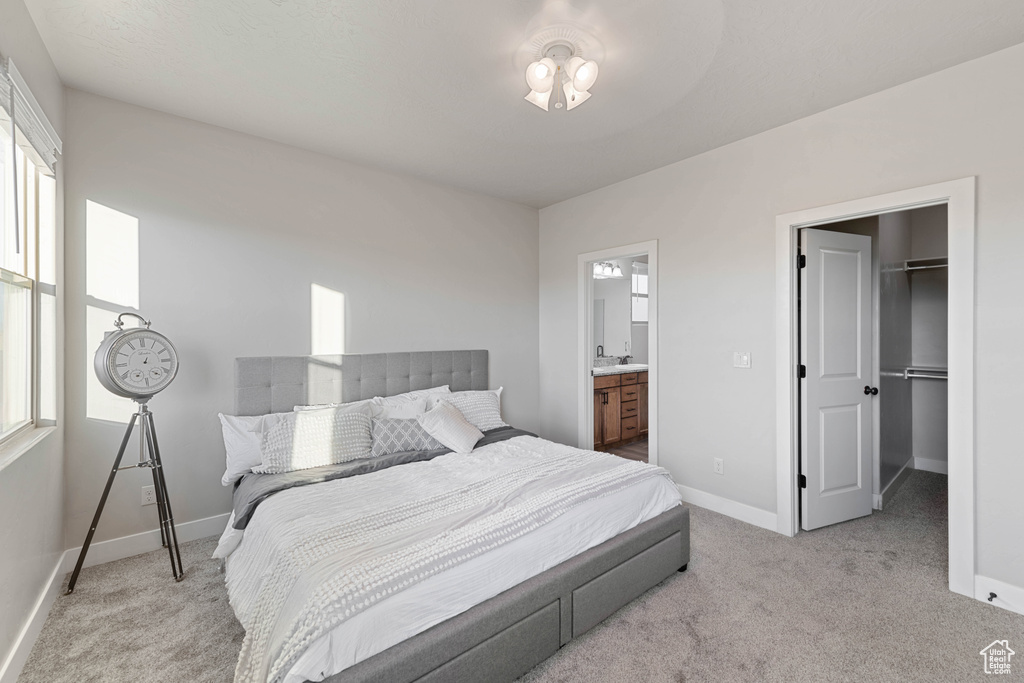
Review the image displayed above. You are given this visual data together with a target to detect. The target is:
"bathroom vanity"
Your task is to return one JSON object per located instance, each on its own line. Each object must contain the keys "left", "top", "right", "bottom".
{"left": 593, "top": 365, "right": 648, "bottom": 449}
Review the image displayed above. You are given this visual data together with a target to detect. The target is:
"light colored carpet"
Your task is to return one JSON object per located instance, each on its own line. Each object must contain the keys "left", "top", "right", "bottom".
{"left": 19, "top": 471, "right": 1023, "bottom": 682}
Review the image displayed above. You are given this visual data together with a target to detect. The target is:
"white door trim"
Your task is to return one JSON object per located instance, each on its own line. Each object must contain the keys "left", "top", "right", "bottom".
{"left": 775, "top": 178, "right": 975, "bottom": 597}
{"left": 578, "top": 240, "right": 658, "bottom": 465}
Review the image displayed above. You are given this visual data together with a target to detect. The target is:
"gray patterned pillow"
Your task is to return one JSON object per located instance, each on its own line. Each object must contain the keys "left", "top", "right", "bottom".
{"left": 253, "top": 409, "right": 372, "bottom": 474}
{"left": 371, "top": 418, "right": 443, "bottom": 457}
{"left": 435, "top": 388, "right": 507, "bottom": 432}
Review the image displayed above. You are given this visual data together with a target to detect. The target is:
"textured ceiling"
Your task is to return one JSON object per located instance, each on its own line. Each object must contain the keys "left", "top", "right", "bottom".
{"left": 23, "top": 0, "right": 1024, "bottom": 207}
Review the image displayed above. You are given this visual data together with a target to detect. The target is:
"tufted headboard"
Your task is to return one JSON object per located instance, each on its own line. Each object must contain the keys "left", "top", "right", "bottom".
{"left": 234, "top": 350, "right": 488, "bottom": 416}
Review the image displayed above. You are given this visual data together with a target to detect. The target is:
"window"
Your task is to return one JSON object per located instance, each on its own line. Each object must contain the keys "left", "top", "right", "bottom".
{"left": 1, "top": 61, "right": 60, "bottom": 444}
{"left": 631, "top": 262, "right": 648, "bottom": 323}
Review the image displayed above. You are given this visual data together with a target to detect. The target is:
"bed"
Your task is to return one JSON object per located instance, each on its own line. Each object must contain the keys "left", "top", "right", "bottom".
{"left": 218, "top": 351, "right": 689, "bottom": 683}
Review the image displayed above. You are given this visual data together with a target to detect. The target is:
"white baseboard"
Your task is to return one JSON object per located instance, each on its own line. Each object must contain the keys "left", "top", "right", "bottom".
{"left": 677, "top": 484, "right": 777, "bottom": 532}
{"left": 975, "top": 575, "right": 1024, "bottom": 617}
{"left": 912, "top": 457, "right": 948, "bottom": 475}
{"left": 0, "top": 554, "right": 64, "bottom": 683}
{"left": 1, "top": 513, "right": 230, "bottom": 683}
{"left": 61, "top": 512, "right": 229, "bottom": 573}
{"left": 874, "top": 461, "right": 914, "bottom": 510}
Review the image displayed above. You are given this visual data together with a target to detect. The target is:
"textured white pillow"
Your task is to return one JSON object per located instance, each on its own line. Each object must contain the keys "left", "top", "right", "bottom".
{"left": 433, "top": 388, "right": 506, "bottom": 432}
{"left": 417, "top": 401, "right": 483, "bottom": 454}
{"left": 253, "top": 409, "right": 372, "bottom": 474}
{"left": 373, "top": 385, "right": 450, "bottom": 407}
{"left": 218, "top": 413, "right": 264, "bottom": 486}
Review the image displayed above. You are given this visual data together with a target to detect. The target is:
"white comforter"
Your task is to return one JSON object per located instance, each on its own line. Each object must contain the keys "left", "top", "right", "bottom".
{"left": 217, "top": 436, "right": 682, "bottom": 683}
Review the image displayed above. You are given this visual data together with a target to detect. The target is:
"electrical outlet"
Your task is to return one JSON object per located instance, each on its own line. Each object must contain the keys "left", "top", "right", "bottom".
{"left": 141, "top": 485, "right": 157, "bottom": 506}
{"left": 713, "top": 458, "right": 724, "bottom": 475}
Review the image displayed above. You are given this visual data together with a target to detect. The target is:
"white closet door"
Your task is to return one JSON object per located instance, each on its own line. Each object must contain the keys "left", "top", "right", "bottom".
{"left": 800, "top": 228, "right": 873, "bottom": 530}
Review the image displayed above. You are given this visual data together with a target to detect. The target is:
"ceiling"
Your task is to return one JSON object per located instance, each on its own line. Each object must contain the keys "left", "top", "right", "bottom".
{"left": 23, "top": 0, "right": 1024, "bottom": 208}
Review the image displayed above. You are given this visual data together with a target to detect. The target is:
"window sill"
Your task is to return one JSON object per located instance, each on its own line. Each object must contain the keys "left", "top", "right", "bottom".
{"left": 0, "top": 425, "right": 58, "bottom": 473}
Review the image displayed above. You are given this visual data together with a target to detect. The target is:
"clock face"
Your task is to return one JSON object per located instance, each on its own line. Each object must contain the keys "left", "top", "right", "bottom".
{"left": 104, "top": 330, "right": 178, "bottom": 396}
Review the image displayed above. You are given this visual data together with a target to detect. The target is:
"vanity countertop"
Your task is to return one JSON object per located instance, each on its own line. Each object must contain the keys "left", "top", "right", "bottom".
{"left": 592, "top": 364, "right": 649, "bottom": 376}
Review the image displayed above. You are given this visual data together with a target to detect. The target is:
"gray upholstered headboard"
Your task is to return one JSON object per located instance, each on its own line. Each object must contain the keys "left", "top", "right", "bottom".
{"left": 234, "top": 350, "right": 488, "bottom": 415}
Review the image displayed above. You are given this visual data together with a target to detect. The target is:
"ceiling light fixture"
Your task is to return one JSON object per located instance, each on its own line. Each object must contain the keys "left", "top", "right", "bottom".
{"left": 517, "top": 16, "right": 604, "bottom": 113}
{"left": 524, "top": 42, "right": 600, "bottom": 111}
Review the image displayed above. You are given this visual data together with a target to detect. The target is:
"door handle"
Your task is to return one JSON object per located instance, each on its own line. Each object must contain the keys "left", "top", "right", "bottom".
{"left": 863, "top": 386, "right": 878, "bottom": 395}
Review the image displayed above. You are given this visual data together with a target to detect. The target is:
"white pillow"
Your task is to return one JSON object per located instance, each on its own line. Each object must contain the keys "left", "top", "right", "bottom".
{"left": 432, "top": 388, "right": 506, "bottom": 432}
{"left": 253, "top": 408, "right": 372, "bottom": 474}
{"left": 375, "top": 397, "right": 429, "bottom": 419}
{"left": 417, "top": 401, "right": 483, "bottom": 454}
{"left": 218, "top": 413, "right": 264, "bottom": 486}
{"left": 373, "top": 385, "right": 450, "bottom": 407}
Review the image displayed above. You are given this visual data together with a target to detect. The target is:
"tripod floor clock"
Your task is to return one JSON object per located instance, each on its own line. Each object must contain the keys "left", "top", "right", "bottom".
{"left": 66, "top": 313, "right": 182, "bottom": 594}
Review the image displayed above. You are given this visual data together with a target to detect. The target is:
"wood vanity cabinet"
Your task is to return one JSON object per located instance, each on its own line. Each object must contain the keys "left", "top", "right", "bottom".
{"left": 593, "top": 371, "right": 648, "bottom": 449}
{"left": 638, "top": 372, "right": 649, "bottom": 436}
{"left": 594, "top": 375, "right": 621, "bottom": 446}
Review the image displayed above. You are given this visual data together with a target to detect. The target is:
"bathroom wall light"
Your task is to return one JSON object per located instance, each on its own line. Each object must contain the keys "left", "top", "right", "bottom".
{"left": 593, "top": 262, "right": 624, "bottom": 279}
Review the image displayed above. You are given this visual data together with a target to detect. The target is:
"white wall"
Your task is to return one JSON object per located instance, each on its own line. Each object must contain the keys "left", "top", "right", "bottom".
{"left": 0, "top": 0, "right": 65, "bottom": 674}
{"left": 63, "top": 89, "right": 539, "bottom": 546}
{"left": 539, "top": 43, "right": 1024, "bottom": 590}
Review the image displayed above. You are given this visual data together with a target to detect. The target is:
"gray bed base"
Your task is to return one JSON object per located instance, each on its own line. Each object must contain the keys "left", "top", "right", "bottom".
{"left": 233, "top": 352, "right": 691, "bottom": 683}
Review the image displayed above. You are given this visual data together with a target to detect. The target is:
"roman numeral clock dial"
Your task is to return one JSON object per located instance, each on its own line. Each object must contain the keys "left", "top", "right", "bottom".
{"left": 94, "top": 314, "right": 179, "bottom": 400}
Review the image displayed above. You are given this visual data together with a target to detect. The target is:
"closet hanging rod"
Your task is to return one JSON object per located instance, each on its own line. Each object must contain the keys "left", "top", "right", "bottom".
{"left": 903, "top": 256, "right": 948, "bottom": 272}
{"left": 904, "top": 367, "right": 947, "bottom": 380}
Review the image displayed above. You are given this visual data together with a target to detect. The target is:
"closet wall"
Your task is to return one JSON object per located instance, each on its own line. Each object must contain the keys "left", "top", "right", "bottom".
{"left": 878, "top": 212, "right": 914, "bottom": 491}
{"left": 909, "top": 206, "right": 949, "bottom": 470}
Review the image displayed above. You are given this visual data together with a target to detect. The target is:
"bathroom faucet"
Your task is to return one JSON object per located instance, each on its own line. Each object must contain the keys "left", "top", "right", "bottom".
{"left": 618, "top": 354, "right": 633, "bottom": 364}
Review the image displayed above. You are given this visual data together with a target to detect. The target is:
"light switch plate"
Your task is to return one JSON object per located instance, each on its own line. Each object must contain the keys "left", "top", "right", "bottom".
{"left": 733, "top": 352, "right": 751, "bottom": 369}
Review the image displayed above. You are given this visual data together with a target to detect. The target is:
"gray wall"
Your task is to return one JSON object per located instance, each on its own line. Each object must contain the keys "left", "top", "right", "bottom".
{"left": 0, "top": 0, "right": 65, "bottom": 670}
{"left": 910, "top": 205, "right": 948, "bottom": 465}
{"left": 63, "top": 89, "right": 540, "bottom": 546}
{"left": 539, "top": 43, "right": 1024, "bottom": 590}
{"left": 878, "top": 212, "right": 913, "bottom": 489}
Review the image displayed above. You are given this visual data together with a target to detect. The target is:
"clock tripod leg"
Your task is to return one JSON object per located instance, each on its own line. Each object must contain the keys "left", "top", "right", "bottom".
{"left": 144, "top": 410, "right": 183, "bottom": 581}
{"left": 65, "top": 413, "right": 139, "bottom": 595}
{"left": 143, "top": 417, "right": 169, "bottom": 548}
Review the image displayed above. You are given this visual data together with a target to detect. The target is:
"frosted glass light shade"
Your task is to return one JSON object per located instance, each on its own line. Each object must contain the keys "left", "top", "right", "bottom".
{"left": 564, "top": 56, "right": 585, "bottom": 80}
{"left": 572, "top": 60, "right": 599, "bottom": 92}
{"left": 525, "top": 58, "right": 556, "bottom": 93}
{"left": 524, "top": 88, "right": 552, "bottom": 111}
{"left": 612, "top": 264, "right": 623, "bottom": 278}
{"left": 563, "top": 81, "right": 591, "bottom": 110}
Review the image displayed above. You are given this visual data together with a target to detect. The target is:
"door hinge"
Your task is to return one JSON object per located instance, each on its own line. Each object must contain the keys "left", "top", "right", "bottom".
{"left": 798, "top": 474, "right": 807, "bottom": 489}
{"left": 798, "top": 364, "right": 806, "bottom": 379}
{"left": 798, "top": 253, "right": 806, "bottom": 268}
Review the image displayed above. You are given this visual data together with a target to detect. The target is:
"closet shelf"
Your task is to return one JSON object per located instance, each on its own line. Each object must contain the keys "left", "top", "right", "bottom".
{"left": 904, "top": 367, "right": 947, "bottom": 380}
{"left": 904, "top": 256, "right": 948, "bottom": 272}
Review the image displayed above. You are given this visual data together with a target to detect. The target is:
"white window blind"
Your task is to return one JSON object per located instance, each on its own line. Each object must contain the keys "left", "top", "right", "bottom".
{"left": 0, "top": 58, "right": 62, "bottom": 173}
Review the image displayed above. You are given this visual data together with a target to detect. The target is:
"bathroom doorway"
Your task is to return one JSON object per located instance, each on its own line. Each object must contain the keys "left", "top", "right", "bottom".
{"left": 577, "top": 240, "right": 658, "bottom": 465}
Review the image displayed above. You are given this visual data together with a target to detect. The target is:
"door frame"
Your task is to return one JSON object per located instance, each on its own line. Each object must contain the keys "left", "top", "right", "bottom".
{"left": 775, "top": 178, "right": 975, "bottom": 597}
{"left": 578, "top": 240, "right": 658, "bottom": 465}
